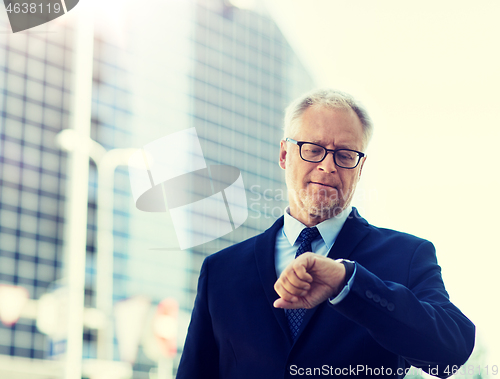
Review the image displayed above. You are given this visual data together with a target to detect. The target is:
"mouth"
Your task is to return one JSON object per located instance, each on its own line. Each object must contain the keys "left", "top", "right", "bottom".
{"left": 309, "top": 181, "right": 335, "bottom": 189}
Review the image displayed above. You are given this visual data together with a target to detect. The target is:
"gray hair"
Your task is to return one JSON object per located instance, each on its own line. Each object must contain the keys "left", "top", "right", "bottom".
{"left": 283, "top": 88, "right": 373, "bottom": 148}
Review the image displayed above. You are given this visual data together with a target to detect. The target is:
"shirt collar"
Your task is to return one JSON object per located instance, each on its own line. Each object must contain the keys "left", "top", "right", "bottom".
{"left": 283, "top": 205, "right": 352, "bottom": 250}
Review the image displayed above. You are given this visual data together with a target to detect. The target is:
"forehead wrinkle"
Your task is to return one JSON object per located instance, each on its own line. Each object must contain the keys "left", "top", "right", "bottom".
{"left": 295, "top": 107, "right": 365, "bottom": 151}
{"left": 307, "top": 139, "right": 359, "bottom": 151}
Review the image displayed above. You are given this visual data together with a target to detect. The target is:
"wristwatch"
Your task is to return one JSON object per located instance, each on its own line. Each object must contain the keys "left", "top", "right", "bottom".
{"left": 335, "top": 258, "right": 355, "bottom": 287}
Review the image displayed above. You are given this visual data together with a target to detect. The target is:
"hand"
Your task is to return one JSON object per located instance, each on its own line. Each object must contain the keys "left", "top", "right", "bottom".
{"left": 273, "top": 253, "right": 346, "bottom": 309}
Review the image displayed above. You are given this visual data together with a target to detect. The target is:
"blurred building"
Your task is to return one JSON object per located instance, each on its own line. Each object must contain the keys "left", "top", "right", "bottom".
{"left": 0, "top": 0, "right": 313, "bottom": 377}
{"left": 0, "top": 12, "right": 74, "bottom": 374}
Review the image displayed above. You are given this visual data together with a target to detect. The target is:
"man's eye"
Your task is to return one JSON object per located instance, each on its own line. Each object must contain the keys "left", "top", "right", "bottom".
{"left": 338, "top": 152, "right": 355, "bottom": 160}
{"left": 303, "top": 146, "right": 322, "bottom": 154}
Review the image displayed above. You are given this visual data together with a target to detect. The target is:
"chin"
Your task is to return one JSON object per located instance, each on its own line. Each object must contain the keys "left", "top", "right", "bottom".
{"left": 311, "top": 205, "right": 344, "bottom": 218}
{"left": 303, "top": 196, "right": 343, "bottom": 218}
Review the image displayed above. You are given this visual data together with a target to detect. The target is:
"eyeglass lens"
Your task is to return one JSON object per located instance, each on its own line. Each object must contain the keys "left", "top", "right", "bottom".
{"left": 300, "top": 143, "right": 359, "bottom": 168}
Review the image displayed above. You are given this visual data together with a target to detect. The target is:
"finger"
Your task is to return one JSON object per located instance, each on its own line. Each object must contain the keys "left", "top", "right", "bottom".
{"left": 283, "top": 267, "right": 311, "bottom": 291}
{"left": 292, "top": 261, "right": 313, "bottom": 283}
{"left": 274, "top": 280, "right": 301, "bottom": 302}
{"left": 273, "top": 298, "right": 305, "bottom": 309}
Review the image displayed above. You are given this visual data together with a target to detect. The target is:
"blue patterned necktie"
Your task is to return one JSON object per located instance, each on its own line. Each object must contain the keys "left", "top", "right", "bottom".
{"left": 285, "top": 226, "right": 320, "bottom": 340}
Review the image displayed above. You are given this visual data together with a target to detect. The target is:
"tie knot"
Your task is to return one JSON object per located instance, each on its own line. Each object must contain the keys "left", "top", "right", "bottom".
{"left": 298, "top": 227, "right": 320, "bottom": 245}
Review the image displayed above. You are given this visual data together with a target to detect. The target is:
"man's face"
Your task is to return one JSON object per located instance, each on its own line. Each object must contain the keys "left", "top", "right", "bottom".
{"left": 279, "top": 105, "right": 366, "bottom": 226}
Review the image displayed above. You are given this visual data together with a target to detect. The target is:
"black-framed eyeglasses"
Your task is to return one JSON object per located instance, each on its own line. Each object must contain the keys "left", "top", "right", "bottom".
{"left": 285, "top": 138, "right": 365, "bottom": 169}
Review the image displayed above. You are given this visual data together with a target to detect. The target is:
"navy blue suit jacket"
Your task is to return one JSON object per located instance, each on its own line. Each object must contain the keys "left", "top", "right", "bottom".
{"left": 177, "top": 209, "right": 475, "bottom": 378}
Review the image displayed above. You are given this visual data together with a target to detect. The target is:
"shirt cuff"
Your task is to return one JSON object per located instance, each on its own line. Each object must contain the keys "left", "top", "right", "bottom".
{"left": 328, "top": 261, "right": 356, "bottom": 305}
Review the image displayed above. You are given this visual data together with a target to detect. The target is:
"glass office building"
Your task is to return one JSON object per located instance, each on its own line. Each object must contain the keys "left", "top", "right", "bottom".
{"left": 0, "top": 0, "right": 314, "bottom": 377}
{"left": 0, "top": 17, "right": 73, "bottom": 364}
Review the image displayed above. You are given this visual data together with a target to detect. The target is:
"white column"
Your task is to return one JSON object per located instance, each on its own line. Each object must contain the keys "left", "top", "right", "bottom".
{"left": 63, "top": 4, "right": 94, "bottom": 379}
{"left": 96, "top": 148, "right": 138, "bottom": 361}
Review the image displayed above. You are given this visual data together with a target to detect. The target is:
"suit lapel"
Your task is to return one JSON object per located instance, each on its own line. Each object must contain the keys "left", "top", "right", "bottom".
{"left": 253, "top": 216, "right": 294, "bottom": 344}
{"left": 295, "top": 208, "right": 371, "bottom": 340}
{"left": 326, "top": 207, "right": 370, "bottom": 260}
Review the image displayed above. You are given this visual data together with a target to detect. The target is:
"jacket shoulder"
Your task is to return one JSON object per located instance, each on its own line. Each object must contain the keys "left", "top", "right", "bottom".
{"left": 368, "top": 223, "right": 431, "bottom": 244}
{"left": 208, "top": 234, "right": 259, "bottom": 262}
{"left": 205, "top": 216, "right": 284, "bottom": 264}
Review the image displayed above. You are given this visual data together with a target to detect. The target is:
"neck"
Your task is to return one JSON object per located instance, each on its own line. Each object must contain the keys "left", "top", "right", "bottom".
{"left": 290, "top": 206, "right": 345, "bottom": 227}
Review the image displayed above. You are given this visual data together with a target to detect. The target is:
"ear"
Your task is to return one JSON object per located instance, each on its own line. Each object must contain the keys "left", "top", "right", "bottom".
{"left": 279, "top": 140, "right": 287, "bottom": 170}
{"left": 357, "top": 155, "right": 367, "bottom": 179}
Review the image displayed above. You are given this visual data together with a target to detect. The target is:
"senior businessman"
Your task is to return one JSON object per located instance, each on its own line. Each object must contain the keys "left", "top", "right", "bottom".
{"left": 176, "top": 88, "right": 475, "bottom": 378}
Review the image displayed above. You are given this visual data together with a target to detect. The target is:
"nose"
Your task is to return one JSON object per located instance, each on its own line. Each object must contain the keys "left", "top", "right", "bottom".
{"left": 317, "top": 151, "right": 337, "bottom": 173}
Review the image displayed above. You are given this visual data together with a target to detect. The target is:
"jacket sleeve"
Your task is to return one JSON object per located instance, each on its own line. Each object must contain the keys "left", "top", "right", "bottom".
{"left": 176, "top": 258, "right": 219, "bottom": 379}
{"left": 331, "top": 240, "right": 475, "bottom": 378}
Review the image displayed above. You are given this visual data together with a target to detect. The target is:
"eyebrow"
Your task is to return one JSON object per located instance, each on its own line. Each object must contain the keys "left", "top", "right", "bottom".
{"left": 308, "top": 140, "right": 358, "bottom": 151}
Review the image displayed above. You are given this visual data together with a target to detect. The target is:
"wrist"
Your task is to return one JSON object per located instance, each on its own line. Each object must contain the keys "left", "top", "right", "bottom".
{"left": 334, "top": 259, "right": 354, "bottom": 292}
{"left": 328, "top": 259, "right": 355, "bottom": 304}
